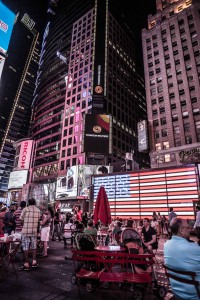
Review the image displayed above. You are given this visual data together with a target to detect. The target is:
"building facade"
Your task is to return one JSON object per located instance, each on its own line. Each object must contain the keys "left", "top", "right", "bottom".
{"left": 142, "top": 0, "right": 200, "bottom": 168}
{"left": 30, "top": 0, "right": 149, "bottom": 189}
{"left": 0, "top": 11, "right": 41, "bottom": 200}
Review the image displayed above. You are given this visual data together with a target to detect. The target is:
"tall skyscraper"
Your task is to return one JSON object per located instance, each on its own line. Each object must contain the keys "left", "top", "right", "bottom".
{"left": 142, "top": 0, "right": 200, "bottom": 168}
{"left": 31, "top": 0, "right": 149, "bottom": 187}
{"left": 0, "top": 10, "right": 42, "bottom": 200}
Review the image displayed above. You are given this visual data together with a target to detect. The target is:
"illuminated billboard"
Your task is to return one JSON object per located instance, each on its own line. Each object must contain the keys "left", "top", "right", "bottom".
{"left": 138, "top": 120, "right": 148, "bottom": 152}
{"left": 56, "top": 165, "right": 111, "bottom": 199}
{"left": 56, "top": 166, "right": 78, "bottom": 198}
{"left": 8, "top": 170, "right": 28, "bottom": 189}
{"left": 83, "top": 114, "right": 111, "bottom": 154}
{"left": 17, "top": 140, "right": 34, "bottom": 170}
{"left": 93, "top": 166, "right": 199, "bottom": 220}
{"left": 0, "top": 2, "right": 15, "bottom": 55}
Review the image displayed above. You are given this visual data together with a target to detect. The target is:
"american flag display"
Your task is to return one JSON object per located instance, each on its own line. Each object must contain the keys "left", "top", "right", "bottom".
{"left": 93, "top": 166, "right": 199, "bottom": 219}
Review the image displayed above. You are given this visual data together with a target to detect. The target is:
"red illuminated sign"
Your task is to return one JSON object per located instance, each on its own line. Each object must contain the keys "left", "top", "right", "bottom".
{"left": 18, "top": 140, "right": 33, "bottom": 170}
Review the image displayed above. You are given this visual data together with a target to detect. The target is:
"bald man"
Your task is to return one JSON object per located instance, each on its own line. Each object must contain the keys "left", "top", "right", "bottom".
{"left": 164, "top": 218, "right": 200, "bottom": 300}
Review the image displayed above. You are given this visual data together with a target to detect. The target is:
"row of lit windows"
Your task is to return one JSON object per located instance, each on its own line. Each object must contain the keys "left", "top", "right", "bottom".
{"left": 153, "top": 108, "right": 200, "bottom": 123}
{"left": 148, "top": 51, "right": 199, "bottom": 78}
{"left": 34, "top": 154, "right": 59, "bottom": 166}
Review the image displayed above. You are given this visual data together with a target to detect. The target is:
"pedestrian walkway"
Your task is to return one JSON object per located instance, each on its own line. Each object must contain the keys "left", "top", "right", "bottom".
{"left": 0, "top": 235, "right": 196, "bottom": 300}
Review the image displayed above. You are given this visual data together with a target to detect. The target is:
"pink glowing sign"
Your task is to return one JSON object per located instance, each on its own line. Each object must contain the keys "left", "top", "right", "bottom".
{"left": 17, "top": 140, "right": 33, "bottom": 170}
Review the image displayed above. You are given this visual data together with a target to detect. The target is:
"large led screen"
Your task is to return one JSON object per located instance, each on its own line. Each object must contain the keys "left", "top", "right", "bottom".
{"left": 93, "top": 166, "right": 199, "bottom": 220}
{"left": 56, "top": 166, "right": 78, "bottom": 198}
{"left": 56, "top": 165, "right": 110, "bottom": 199}
{"left": 83, "top": 114, "right": 110, "bottom": 154}
{"left": 0, "top": 2, "right": 15, "bottom": 55}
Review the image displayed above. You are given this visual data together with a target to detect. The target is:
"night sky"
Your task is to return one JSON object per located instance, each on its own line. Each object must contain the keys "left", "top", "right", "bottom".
{"left": 2, "top": 0, "right": 156, "bottom": 74}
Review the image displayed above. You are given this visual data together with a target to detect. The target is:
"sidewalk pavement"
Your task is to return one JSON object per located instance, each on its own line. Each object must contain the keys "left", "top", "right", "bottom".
{"left": 0, "top": 235, "right": 196, "bottom": 300}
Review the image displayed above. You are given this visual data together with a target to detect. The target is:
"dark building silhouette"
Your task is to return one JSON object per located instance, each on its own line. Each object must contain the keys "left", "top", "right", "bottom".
{"left": 142, "top": 0, "right": 200, "bottom": 168}
{"left": 0, "top": 5, "right": 46, "bottom": 198}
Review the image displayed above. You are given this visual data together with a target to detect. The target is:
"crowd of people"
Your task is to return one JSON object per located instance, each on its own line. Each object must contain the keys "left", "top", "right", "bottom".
{"left": 0, "top": 198, "right": 200, "bottom": 297}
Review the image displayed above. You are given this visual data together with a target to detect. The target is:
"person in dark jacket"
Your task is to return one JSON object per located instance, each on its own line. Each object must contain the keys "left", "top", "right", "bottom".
{"left": 3, "top": 205, "right": 16, "bottom": 234}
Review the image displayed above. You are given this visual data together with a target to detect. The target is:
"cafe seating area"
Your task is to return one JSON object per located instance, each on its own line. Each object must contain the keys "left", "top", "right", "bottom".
{"left": 71, "top": 246, "right": 167, "bottom": 299}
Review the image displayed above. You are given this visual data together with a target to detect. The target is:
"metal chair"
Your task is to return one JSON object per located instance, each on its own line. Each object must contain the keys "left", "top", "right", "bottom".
{"left": 163, "top": 264, "right": 200, "bottom": 299}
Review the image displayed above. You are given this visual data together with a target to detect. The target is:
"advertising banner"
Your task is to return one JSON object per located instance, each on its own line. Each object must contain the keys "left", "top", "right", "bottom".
{"left": 8, "top": 170, "right": 28, "bottom": 189}
{"left": 56, "top": 165, "right": 110, "bottom": 199}
{"left": 56, "top": 166, "right": 78, "bottom": 198}
{"left": 17, "top": 140, "right": 33, "bottom": 170}
{"left": 138, "top": 120, "right": 148, "bottom": 152}
{"left": 84, "top": 114, "right": 110, "bottom": 154}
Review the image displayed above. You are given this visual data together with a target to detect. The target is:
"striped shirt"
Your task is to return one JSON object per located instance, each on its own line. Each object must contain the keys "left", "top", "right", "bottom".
{"left": 20, "top": 205, "right": 41, "bottom": 236}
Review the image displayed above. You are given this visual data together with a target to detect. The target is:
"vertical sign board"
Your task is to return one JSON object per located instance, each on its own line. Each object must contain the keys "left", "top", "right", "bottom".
{"left": 17, "top": 140, "right": 34, "bottom": 170}
{"left": 84, "top": 114, "right": 110, "bottom": 154}
{"left": 138, "top": 120, "right": 148, "bottom": 152}
{"left": 0, "top": 2, "right": 15, "bottom": 78}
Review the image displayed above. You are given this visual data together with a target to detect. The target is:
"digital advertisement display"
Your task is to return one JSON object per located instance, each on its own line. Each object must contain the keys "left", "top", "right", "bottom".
{"left": 138, "top": 120, "right": 148, "bottom": 152}
{"left": 8, "top": 170, "right": 28, "bottom": 189}
{"left": 0, "top": 2, "right": 15, "bottom": 55}
{"left": 93, "top": 166, "right": 199, "bottom": 219}
{"left": 56, "top": 165, "right": 110, "bottom": 199}
{"left": 84, "top": 114, "right": 110, "bottom": 154}
{"left": 56, "top": 166, "right": 78, "bottom": 198}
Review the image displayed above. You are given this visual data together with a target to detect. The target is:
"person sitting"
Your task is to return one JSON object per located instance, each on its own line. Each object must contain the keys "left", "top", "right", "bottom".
{"left": 142, "top": 218, "right": 158, "bottom": 253}
{"left": 63, "top": 218, "right": 75, "bottom": 248}
{"left": 112, "top": 221, "right": 122, "bottom": 244}
{"left": 84, "top": 219, "right": 97, "bottom": 244}
{"left": 164, "top": 218, "right": 200, "bottom": 299}
{"left": 137, "top": 220, "right": 143, "bottom": 235}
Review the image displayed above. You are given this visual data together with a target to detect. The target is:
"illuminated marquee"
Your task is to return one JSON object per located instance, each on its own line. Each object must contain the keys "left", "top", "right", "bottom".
{"left": 93, "top": 166, "right": 199, "bottom": 219}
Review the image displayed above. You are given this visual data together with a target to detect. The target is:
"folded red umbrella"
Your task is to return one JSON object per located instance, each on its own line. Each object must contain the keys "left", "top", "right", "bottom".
{"left": 93, "top": 186, "right": 111, "bottom": 225}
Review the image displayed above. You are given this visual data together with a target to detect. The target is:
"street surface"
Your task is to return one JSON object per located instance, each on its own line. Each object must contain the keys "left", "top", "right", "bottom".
{"left": 0, "top": 236, "right": 197, "bottom": 300}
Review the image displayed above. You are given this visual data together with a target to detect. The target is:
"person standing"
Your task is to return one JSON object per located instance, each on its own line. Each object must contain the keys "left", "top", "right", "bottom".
{"left": 3, "top": 205, "right": 16, "bottom": 235}
{"left": 52, "top": 209, "right": 62, "bottom": 241}
{"left": 40, "top": 208, "right": 52, "bottom": 257}
{"left": 168, "top": 207, "right": 177, "bottom": 222}
{"left": 14, "top": 201, "right": 26, "bottom": 235}
{"left": 20, "top": 198, "right": 41, "bottom": 271}
{"left": 194, "top": 205, "right": 200, "bottom": 246}
{"left": 168, "top": 207, "right": 177, "bottom": 238}
{"left": 164, "top": 218, "right": 200, "bottom": 299}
